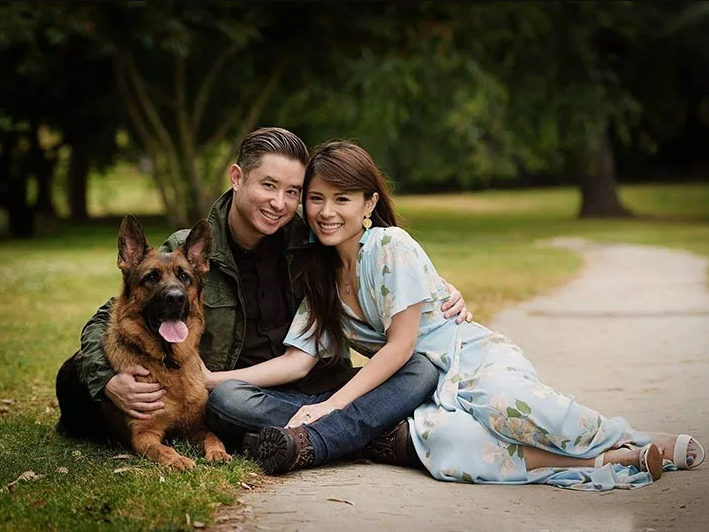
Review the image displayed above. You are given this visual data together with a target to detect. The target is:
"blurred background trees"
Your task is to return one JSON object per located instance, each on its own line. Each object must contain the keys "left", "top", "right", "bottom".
{"left": 1, "top": 1, "right": 708, "bottom": 236}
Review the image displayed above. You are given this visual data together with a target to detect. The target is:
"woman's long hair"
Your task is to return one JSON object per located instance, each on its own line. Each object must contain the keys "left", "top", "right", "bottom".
{"left": 302, "top": 141, "right": 398, "bottom": 362}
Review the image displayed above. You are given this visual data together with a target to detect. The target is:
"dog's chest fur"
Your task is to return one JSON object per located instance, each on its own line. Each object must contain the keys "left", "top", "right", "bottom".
{"left": 105, "top": 309, "right": 209, "bottom": 434}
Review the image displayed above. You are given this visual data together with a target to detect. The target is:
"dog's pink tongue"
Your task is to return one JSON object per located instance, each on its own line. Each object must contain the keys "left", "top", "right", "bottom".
{"left": 158, "top": 320, "right": 188, "bottom": 343}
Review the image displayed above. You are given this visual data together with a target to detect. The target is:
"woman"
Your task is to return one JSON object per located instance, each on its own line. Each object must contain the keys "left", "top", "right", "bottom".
{"left": 232, "top": 141, "right": 704, "bottom": 489}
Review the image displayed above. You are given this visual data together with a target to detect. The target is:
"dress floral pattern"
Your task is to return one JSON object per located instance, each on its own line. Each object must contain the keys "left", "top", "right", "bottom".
{"left": 284, "top": 227, "right": 655, "bottom": 490}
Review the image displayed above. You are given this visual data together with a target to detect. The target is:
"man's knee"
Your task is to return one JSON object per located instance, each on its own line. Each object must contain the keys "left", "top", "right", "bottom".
{"left": 206, "top": 380, "right": 265, "bottom": 427}
{"left": 400, "top": 353, "right": 439, "bottom": 396}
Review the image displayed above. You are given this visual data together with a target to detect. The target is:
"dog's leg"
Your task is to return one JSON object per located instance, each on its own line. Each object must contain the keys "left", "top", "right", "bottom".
{"left": 192, "top": 423, "right": 232, "bottom": 463}
{"left": 132, "top": 430, "right": 196, "bottom": 471}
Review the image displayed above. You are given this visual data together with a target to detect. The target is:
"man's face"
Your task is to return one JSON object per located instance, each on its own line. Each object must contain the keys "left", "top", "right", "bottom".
{"left": 229, "top": 154, "right": 305, "bottom": 249}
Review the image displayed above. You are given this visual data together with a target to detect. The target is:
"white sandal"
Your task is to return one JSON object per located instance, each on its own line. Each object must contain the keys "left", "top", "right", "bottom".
{"left": 673, "top": 434, "right": 706, "bottom": 469}
{"left": 595, "top": 443, "right": 663, "bottom": 480}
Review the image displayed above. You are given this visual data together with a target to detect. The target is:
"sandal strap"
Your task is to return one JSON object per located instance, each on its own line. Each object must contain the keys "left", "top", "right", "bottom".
{"left": 674, "top": 434, "right": 706, "bottom": 469}
{"left": 673, "top": 434, "right": 692, "bottom": 469}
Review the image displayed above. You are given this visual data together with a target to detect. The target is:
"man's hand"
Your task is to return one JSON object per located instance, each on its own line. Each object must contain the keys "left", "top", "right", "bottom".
{"left": 104, "top": 365, "right": 166, "bottom": 420}
{"left": 285, "top": 402, "right": 336, "bottom": 428}
{"left": 441, "top": 282, "right": 473, "bottom": 324}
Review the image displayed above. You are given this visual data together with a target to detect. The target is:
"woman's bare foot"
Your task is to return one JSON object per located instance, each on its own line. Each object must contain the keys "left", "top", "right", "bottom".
{"left": 649, "top": 433, "right": 698, "bottom": 466}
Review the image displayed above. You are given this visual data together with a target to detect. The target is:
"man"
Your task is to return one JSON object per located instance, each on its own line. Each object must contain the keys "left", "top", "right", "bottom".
{"left": 56, "top": 127, "right": 471, "bottom": 472}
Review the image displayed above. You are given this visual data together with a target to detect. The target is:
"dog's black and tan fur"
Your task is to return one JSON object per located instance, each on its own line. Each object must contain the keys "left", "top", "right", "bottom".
{"left": 104, "top": 215, "right": 230, "bottom": 470}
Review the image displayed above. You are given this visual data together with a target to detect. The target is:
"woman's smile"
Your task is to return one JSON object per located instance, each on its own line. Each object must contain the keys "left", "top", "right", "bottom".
{"left": 316, "top": 221, "right": 345, "bottom": 234}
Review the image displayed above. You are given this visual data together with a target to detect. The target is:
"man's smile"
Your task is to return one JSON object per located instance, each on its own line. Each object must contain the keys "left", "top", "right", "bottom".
{"left": 259, "top": 209, "right": 283, "bottom": 222}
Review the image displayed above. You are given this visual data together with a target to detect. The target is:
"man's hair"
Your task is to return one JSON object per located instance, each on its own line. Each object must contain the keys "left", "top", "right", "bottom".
{"left": 237, "top": 127, "right": 308, "bottom": 175}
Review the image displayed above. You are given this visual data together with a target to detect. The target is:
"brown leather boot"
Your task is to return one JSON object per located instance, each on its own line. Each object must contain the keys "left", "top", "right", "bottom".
{"left": 242, "top": 426, "right": 315, "bottom": 475}
{"left": 362, "top": 420, "right": 422, "bottom": 468}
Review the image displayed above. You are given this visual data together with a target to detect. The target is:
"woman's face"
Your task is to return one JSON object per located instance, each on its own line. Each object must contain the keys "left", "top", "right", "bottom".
{"left": 305, "top": 174, "right": 378, "bottom": 249}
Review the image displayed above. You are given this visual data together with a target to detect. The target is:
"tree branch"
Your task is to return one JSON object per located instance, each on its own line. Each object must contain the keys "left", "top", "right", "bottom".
{"left": 113, "top": 51, "right": 186, "bottom": 225}
{"left": 175, "top": 55, "right": 205, "bottom": 217}
{"left": 192, "top": 41, "right": 240, "bottom": 137}
{"left": 122, "top": 50, "right": 182, "bottom": 179}
{"left": 208, "top": 60, "right": 285, "bottom": 198}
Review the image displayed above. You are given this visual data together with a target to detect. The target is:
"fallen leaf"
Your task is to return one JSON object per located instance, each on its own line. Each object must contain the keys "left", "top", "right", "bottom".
{"left": 111, "top": 454, "right": 132, "bottom": 460}
{"left": 1, "top": 399, "right": 16, "bottom": 405}
{"left": 6, "top": 471, "right": 46, "bottom": 494}
{"left": 326, "top": 497, "right": 354, "bottom": 506}
{"left": 159, "top": 476, "right": 165, "bottom": 483}
{"left": 247, "top": 472, "right": 259, "bottom": 478}
{"left": 72, "top": 450, "right": 82, "bottom": 458}
{"left": 30, "top": 499, "right": 47, "bottom": 509}
{"left": 193, "top": 521, "right": 205, "bottom": 529}
{"left": 19, "top": 471, "right": 44, "bottom": 482}
{"left": 240, "top": 482, "right": 252, "bottom": 490}
{"left": 185, "top": 513, "right": 191, "bottom": 525}
{"left": 112, "top": 467, "right": 138, "bottom": 474}
{"left": 0, "top": 406, "right": 9, "bottom": 415}
{"left": 56, "top": 467, "right": 68, "bottom": 474}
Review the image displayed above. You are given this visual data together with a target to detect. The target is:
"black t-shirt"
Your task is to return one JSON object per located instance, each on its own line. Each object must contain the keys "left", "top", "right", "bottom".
{"left": 228, "top": 229, "right": 359, "bottom": 394}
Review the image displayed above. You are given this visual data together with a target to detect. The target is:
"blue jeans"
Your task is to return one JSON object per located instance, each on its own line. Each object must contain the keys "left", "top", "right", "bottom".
{"left": 206, "top": 353, "right": 438, "bottom": 466}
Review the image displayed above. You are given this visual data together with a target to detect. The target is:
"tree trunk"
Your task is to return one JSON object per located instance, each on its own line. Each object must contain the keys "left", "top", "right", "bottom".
{"left": 1, "top": 132, "right": 34, "bottom": 237}
{"left": 31, "top": 131, "right": 57, "bottom": 218}
{"left": 577, "top": 131, "right": 633, "bottom": 218}
{"left": 68, "top": 143, "right": 89, "bottom": 222}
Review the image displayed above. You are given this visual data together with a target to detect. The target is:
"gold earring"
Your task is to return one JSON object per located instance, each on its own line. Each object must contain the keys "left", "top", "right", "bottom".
{"left": 362, "top": 212, "right": 372, "bottom": 230}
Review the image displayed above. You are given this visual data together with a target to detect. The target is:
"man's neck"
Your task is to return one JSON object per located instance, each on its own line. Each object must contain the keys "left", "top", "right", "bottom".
{"left": 227, "top": 206, "right": 261, "bottom": 250}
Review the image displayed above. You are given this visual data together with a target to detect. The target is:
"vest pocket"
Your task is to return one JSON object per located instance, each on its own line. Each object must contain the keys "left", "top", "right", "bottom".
{"left": 201, "top": 281, "right": 238, "bottom": 370}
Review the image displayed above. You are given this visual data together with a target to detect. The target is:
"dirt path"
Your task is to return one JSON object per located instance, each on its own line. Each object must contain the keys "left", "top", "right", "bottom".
{"left": 217, "top": 240, "right": 709, "bottom": 531}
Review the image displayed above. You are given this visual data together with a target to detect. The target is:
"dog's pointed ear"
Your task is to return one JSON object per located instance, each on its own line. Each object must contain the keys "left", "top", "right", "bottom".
{"left": 183, "top": 219, "right": 212, "bottom": 275}
{"left": 118, "top": 215, "right": 151, "bottom": 271}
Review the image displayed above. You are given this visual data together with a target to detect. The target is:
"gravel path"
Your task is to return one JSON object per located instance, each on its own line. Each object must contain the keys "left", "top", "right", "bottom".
{"left": 216, "top": 240, "right": 709, "bottom": 532}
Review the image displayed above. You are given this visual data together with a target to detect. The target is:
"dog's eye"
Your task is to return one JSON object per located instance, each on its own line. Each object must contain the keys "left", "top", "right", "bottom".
{"left": 142, "top": 270, "right": 160, "bottom": 284}
{"left": 177, "top": 269, "right": 191, "bottom": 283}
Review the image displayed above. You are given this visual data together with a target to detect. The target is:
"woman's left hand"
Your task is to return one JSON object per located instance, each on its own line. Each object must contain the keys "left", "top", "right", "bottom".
{"left": 441, "top": 282, "right": 474, "bottom": 324}
{"left": 286, "top": 402, "right": 337, "bottom": 428}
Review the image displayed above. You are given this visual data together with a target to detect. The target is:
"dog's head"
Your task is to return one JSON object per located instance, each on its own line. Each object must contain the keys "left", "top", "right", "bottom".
{"left": 117, "top": 215, "right": 212, "bottom": 344}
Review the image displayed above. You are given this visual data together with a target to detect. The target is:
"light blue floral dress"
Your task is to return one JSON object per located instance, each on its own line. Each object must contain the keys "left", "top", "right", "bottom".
{"left": 284, "top": 227, "right": 657, "bottom": 490}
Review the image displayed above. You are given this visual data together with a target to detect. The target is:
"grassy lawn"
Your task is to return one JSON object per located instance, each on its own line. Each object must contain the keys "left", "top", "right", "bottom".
{"left": 1, "top": 177, "right": 708, "bottom": 530}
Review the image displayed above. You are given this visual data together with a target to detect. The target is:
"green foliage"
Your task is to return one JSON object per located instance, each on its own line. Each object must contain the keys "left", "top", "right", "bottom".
{"left": 4, "top": 2, "right": 709, "bottom": 230}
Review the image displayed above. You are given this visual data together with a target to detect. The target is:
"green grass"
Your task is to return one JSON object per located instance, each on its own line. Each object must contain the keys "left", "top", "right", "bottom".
{"left": 1, "top": 177, "right": 708, "bottom": 529}
{"left": 0, "top": 218, "right": 258, "bottom": 531}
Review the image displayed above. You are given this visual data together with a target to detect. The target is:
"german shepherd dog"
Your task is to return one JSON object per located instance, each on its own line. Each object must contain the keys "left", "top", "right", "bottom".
{"left": 104, "top": 215, "right": 230, "bottom": 470}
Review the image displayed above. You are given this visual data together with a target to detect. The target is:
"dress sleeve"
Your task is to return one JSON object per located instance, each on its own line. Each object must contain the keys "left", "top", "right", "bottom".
{"left": 370, "top": 228, "right": 449, "bottom": 331}
{"left": 283, "top": 298, "right": 342, "bottom": 359}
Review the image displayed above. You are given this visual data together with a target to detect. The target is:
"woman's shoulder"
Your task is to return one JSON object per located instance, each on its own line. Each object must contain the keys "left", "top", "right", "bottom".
{"left": 366, "top": 226, "right": 417, "bottom": 248}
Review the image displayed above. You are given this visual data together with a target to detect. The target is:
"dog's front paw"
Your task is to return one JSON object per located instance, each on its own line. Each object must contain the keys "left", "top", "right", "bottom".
{"left": 165, "top": 454, "right": 197, "bottom": 471}
{"left": 205, "top": 448, "right": 232, "bottom": 463}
